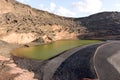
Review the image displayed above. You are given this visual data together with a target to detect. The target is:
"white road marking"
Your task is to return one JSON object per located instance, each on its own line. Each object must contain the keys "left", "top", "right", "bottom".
{"left": 107, "top": 51, "right": 120, "bottom": 73}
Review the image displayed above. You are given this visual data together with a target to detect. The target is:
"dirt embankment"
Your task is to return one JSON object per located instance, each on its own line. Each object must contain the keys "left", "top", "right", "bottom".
{"left": 0, "top": 55, "right": 37, "bottom": 80}
{"left": 0, "top": 40, "right": 38, "bottom": 80}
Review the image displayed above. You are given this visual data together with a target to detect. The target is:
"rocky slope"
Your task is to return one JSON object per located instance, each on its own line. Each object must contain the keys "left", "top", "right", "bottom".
{"left": 75, "top": 12, "right": 120, "bottom": 39}
{"left": 0, "top": 0, "right": 85, "bottom": 44}
{"left": 0, "top": 0, "right": 120, "bottom": 44}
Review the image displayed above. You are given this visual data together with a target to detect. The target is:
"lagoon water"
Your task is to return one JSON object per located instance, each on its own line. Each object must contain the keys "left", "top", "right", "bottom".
{"left": 12, "top": 40, "right": 99, "bottom": 60}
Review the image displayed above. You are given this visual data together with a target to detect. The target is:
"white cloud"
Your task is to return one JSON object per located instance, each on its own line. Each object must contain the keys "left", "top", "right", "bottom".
{"left": 38, "top": 4, "right": 47, "bottom": 10}
{"left": 55, "top": 6, "right": 76, "bottom": 17}
{"left": 17, "top": 0, "right": 104, "bottom": 17}
{"left": 72, "top": 0, "right": 103, "bottom": 14}
{"left": 38, "top": 4, "right": 50, "bottom": 12}
{"left": 108, "top": 3, "right": 120, "bottom": 12}
{"left": 38, "top": 3, "right": 76, "bottom": 17}
{"left": 50, "top": 3, "right": 56, "bottom": 11}
{"left": 38, "top": 3, "right": 56, "bottom": 12}
{"left": 115, "top": 3, "right": 120, "bottom": 7}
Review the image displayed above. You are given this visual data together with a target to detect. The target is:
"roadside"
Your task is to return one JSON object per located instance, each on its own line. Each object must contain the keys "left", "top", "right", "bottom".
{"left": 0, "top": 40, "right": 38, "bottom": 80}
{"left": 94, "top": 41, "right": 120, "bottom": 80}
{"left": 0, "top": 40, "right": 103, "bottom": 80}
{"left": 52, "top": 43, "right": 102, "bottom": 80}
{"left": 0, "top": 55, "right": 37, "bottom": 80}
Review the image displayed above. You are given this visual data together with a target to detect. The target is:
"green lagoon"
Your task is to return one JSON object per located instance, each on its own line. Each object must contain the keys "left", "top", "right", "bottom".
{"left": 12, "top": 40, "right": 100, "bottom": 60}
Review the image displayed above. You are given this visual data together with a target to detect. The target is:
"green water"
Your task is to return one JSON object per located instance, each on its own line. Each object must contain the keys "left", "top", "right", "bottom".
{"left": 12, "top": 40, "right": 100, "bottom": 60}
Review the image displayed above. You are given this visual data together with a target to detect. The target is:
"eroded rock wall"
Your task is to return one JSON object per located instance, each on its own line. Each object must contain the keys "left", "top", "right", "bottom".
{"left": 0, "top": 0, "right": 89, "bottom": 44}
{"left": 0, "top": 32, "right": 38, "bottom": 44}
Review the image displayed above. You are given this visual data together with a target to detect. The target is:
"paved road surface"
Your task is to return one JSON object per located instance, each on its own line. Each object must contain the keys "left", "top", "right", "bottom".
{"left": 42, "top": 43, "right": 102, "bottom": 80}
{"left": 94, "top": 41, "right": 120, "bottom": 80}
{"left": 52, "top": 44, "right": 101, "bottom": 80}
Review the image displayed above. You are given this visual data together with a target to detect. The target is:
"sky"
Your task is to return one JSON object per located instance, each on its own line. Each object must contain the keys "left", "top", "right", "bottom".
{"left": 16, "top": 0, "right": 120, "bottom": 17}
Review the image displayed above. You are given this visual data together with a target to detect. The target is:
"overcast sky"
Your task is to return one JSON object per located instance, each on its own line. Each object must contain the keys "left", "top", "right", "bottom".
{"left": 16, "top": 0, "right": 120, "bottom": 17}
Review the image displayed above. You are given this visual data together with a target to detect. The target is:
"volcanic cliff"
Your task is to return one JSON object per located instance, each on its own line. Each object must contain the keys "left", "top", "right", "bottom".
{"left": 75, "top": 12, "right": 120, "bottom": 39}
{"left": 0, "top": 0, "right": 120, "bottom": 44}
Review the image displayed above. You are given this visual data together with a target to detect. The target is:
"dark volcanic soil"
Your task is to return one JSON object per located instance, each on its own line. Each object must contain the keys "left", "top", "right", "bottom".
{"left": 52, "top": 44, "right": 102, "bottom": 80}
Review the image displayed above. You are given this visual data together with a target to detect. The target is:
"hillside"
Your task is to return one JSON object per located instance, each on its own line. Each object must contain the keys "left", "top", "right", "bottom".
{"left": 0, "top": 1, "right": 120, "bottom": 80}
{"left": 75, "top": 12, "right": 120, "bottom": 39}
{"left": 0, "top": 0, "right": 120, "bottom": 44}
{"left": 0, "top": 0, "right": 87, "bottom": 44}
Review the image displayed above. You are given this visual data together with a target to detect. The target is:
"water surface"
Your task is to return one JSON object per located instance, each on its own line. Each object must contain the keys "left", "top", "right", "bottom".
{"left": 12, "top": 40, "right": 100, "bottom": 60}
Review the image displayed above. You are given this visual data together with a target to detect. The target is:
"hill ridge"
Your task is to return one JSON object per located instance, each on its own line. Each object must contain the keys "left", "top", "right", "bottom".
{"left": 0, "top": 0, "right": 120, "bottom": 44}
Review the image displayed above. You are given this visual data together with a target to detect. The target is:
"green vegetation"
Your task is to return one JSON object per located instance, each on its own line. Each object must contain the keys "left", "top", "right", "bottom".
{"left": 12, "top": 40, "right": 100, "bottom": 60}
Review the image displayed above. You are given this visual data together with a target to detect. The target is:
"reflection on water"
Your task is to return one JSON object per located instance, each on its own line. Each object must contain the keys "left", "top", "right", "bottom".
{"left": 12, "top": 40, "right": 99, "bottom": 60}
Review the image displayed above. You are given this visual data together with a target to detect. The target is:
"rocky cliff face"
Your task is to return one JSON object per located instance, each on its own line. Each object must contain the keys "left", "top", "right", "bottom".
{"left": 0, "top": 0, "right": 120, "bottom": 44}
{"left": 0, "top": 0, "right": 87, "bottom": 44}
